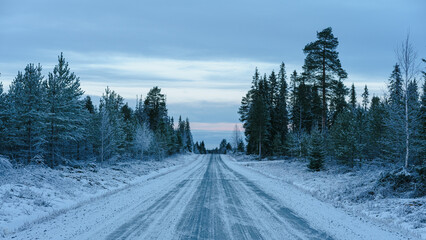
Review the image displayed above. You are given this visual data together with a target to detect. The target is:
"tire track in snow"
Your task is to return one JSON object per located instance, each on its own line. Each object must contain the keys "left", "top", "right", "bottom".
{"left": 217, "top": 155, "right": 333, "bottom": 240}
{"left": 103, "top": 155, "right": 208, "bottom": 240}
{"left": 175, "top": 154, "right": 228, "bottom": 240}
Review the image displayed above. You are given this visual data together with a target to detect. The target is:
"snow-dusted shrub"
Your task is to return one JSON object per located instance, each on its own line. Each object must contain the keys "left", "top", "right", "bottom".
{"left": 33, "top": 198, "right": 52, "bottom": 207}
{"left": 377, "top": 167, "right": 425, "bottom": 197}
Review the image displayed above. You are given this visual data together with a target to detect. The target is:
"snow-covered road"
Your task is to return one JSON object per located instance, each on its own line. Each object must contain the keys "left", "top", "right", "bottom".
{"left": 7, "top": 155, "right": 413, "bottom": 240}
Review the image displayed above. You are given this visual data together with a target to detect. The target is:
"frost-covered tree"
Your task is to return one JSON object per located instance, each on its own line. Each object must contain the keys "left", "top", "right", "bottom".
{"left": 0, "top": 82, "right": 8, "bottom": 154}
{"left": 99, "top": 108, "right": 113, "bottom": 162}
{"left": 121, "top": 103, "right": 136, "bottom": 152}
{"left": 384, "top": 64, "right": 406, "bottom": 162}
{"left": 396, "top": 34, "right": 420, "bottom": 168}
{"left": 420, "top": 77, "right": 426, "bottom": 164}
{"left": 231, "top": 124, "right": 243, "bottom": 153}
{"left": 331, "top": 110, "right": 359, "bottom": 167}
{"left": 366, "top": 96, "right": 386, "bottom": 159}
{"left": 329, "top": 79, "right": 348, "bottom": 125}
{"left": 98, "top": 87, "right": 126, "bottom": 160}
{"left": 239, "top": 68, "right": 272, "bottom": 157}
{"left": 44, "top": 53, "right": 85, "bottom": 166}
{"left": 8, "top": 64, "right": 45, "bottom": 163}
{"left": 134, "top": 122, "right": 153, "bottom": 160}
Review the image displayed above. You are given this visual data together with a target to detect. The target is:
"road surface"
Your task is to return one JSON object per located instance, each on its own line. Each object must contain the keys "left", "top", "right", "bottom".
{"left": 8, "top": 155, "right": 409, "bottom": 240}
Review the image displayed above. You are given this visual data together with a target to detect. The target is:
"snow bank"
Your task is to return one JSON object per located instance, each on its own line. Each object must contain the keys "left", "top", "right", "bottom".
{"left": 233, "top": 155, "right": 425, "bottom": 239}
{"left": 0, "top": 154, "right": 197, "bottom": 237}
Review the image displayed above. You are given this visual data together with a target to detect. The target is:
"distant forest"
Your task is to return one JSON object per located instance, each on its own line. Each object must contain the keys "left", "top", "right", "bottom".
{"left": 0, "top": 53, "right": 204, "bottom": 167}
{"left": 238, "top": 27, "right": 425, "bottom": 172}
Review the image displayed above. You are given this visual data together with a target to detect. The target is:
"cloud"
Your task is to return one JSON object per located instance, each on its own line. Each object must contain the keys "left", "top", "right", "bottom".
{"left": 50, "top": 51, "right": 297, "bottom": 104}
{"left": 190, "top": 122, "right": 243, "bottom": 131}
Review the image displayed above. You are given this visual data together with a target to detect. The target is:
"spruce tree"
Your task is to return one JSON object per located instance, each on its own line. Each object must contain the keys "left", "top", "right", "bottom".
{"left": 362, "top": 85, "right": 369, "bottom": 111}
{"left": 420, "top": 78, "right": 426, "bottom": 164}
{"left": 308, "top": 127, "right": 325, "bottom": 171}
{"left": 330, "top": 110, "right": 358, "bottom": 167}
{"left": 303, "top": 27, "right": 347, "bottom": 131}
{"left": 384, "top": 64, "right": 406, "bottom": 162}
{"left": 350, "top": 83, "right": 356, "bottom": 109}
{"left": 84, "top": 96, "right": 95, "bottom": 114}
{"left": 329, "top": 79, "right": 348, "bottom": 125}
{"left": 275, "top": 62, "right": 289, "bottom": 153}
{"left": 0, "top": 82, "right": 7, "bottom": 154}
{"left": 121, "top": 103, "right": 136, "bottom": 152}
{"left": 184, "top": 118, "right": 193, "bottom": 152}
{"left": 366, "top": 96, "right": 386, "bottom": 159}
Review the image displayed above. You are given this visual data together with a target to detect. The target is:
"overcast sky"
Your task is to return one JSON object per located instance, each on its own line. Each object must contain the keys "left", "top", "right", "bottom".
{"left": 1, "top": 0, "right": 425, "bottom": 148}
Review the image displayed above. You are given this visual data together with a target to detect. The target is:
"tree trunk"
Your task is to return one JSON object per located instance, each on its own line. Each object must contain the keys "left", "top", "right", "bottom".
{"left": 322, "top": 47, "right": 327, "bottom": 132}
{"left": 259, "top": 131, "right": 262, "bottom": 160}
{"left": 405, "top": 79, "right": 409, "bottom": 169}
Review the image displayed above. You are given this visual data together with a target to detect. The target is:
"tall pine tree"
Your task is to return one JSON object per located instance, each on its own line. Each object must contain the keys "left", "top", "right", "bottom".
{"left": 303, "top": 27, "right": 347, "bottom": 131}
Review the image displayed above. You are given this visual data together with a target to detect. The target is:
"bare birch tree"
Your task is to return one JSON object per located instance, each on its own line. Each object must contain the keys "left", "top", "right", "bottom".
{"left": 396, "top": 33, "right": 419, "bottom": 169}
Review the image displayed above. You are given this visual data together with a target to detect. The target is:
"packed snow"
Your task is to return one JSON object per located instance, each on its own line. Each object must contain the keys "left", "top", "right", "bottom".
{"left": 232, "top": 154, "right": 425, "bottom": 239}
{"left": 0, "top": 154, "right": 197, "bottom": 237}
{"left": 1, "top": 154, "right": 419, "bottom": 239}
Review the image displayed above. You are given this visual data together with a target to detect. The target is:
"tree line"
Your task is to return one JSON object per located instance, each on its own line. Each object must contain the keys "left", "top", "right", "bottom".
{"left": 239, "top": 27, "right": 425, "bottom": 171}
{"left": 0, "top": 53, "right": 195, "bottom": 167}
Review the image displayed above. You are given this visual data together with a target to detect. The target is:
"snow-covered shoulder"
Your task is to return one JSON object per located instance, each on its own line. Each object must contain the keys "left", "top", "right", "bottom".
{"left": 0, "top": 154, "right": 198, "bottom": 237}
{"left": 222, "top": 154, "right": 421, "bottom": 240}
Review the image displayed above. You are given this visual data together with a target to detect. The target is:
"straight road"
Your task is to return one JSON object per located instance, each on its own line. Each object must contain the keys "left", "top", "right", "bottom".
{"left": 8, "top": 154, "right": 409, "bottom": 240}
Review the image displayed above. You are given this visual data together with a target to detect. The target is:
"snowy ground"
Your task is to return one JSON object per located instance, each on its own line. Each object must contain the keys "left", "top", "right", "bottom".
{"left": 0, "top": 154, "right": 197, "bottom": 237}
{"left": 1, "top": 154, "right": 419, "bottom": 239}
{"left": 232, "top": 154, "right": 425, "bottom": 239}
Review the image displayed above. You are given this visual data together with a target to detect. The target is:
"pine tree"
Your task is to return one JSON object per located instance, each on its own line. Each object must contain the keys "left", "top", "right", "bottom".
{"left": 99, "top": 87, "right": 126, "bottom": 160}
{"left": 303, "top": 27, "right": 347, "bottom": 131}
{"left": 8, "top": 64, "right": 45, "bottom": 164}
{"left": 83, "top": 96, "right": 98, "bottom": 157}
{"left": 143, "top": 87, "right": 168, "bottom": 133}
{"left": 99, "top": 107, "right": 113, "bottom": 162}
{"left": 44, "top": 53, "right": 85, "bottom": 166}
{"left": 121, "top": 103, "right": 135, "bottom": 152}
